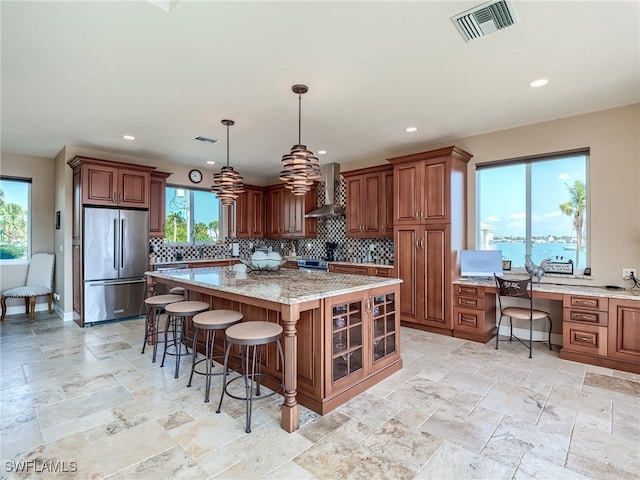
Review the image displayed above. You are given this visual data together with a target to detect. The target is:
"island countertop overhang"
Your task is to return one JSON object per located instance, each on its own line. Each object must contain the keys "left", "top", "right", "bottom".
{"left": 145, "top": 267, "right": 402, "bottom": 305}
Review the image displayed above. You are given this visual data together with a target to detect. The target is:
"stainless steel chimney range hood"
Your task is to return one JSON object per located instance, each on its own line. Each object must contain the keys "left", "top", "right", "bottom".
{"left": 305, "top": 162, "right": 345, "bottom": 218}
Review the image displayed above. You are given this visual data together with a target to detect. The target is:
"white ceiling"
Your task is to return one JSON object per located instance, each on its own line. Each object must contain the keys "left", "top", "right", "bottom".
{"left": 2, "top": 1, "right": 638, "bottom": 180}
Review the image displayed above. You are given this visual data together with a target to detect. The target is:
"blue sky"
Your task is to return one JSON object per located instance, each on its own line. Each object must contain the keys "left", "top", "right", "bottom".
{"left": 0, "top": 179, "right": 29, "bottom": 208}
{"left": 477, "top": 155, "right": 586, "bottom": 238}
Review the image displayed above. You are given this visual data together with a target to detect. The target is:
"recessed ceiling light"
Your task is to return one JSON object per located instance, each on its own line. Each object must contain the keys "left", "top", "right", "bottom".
{"left": 122, "top": 135, "right": 135, "bottom": 140}
{"left": 206, "top": 161, "right": 216, "bottom": 165}
{"left": 405, "top": 127, "right": 418, "bottom": 133}
{"left": 529, "top": 78, "right": 548, "bottom": 88}
{"left": 318, "top": 150, "right": 327, "bottom": 155}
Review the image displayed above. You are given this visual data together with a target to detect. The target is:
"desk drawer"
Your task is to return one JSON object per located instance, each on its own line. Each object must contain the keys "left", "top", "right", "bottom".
{"left": 563, "top": 321, "right": 607, "bottom": 356}
{"left": 453, "top": 306, "right": 486, "bottom": 333}
{"left": 455, "top": 295, "right": 485, "bottom": 309}
{"left": 456, "top": 285, "right": 481, "bottom": 297}
{"left": 563, "top": 308, "right": 608, "bottom": 326}
{"left": 564, "top": 295, "right": 608, "bottom": 311}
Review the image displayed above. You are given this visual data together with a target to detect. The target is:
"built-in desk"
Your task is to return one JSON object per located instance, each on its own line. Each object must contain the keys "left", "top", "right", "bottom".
{"left": 452, "top": 278, "right": 640, "bottom": 374}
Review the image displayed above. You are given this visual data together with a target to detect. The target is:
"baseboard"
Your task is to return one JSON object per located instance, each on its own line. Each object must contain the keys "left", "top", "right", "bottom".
{"left": 2, "top": 302, "right": 75, "bottom": 322}
{"left": 498, "top": 324, "right": 562, "bottom": 346}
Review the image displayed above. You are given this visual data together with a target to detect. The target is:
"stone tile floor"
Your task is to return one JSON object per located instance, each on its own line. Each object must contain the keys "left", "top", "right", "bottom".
{"left": 1, "top": 311, "right": 638, "bottom": 479}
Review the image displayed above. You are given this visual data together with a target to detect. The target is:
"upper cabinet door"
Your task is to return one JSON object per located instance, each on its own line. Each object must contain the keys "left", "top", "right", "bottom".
{"left": 363, "top": 172, "right": 382, "bottom": 235}
{"left": 83, "top": 163, "right": 118, "bottom": 206}
{"left": 422, "top": 161, "right": 447, "bottom": 222}
{"left": 118, "top": 168, "right": 150, "bottom": 208}
{"left": 345, "top": 176, "right": 363, "bottom": 236}
{"left": 342, "top": 165, "right": 392, "bottom": 238}
{"left": 392, "top": 161, "right": 422, "bottom": 225}
{"left": 149, "top": 171, "right": 169, "bottom": 237}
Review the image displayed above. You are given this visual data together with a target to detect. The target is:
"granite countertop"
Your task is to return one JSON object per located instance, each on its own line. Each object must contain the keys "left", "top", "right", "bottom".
{"left": 453, "top": 277, "right": 640, "bottom": 301}
{"left": 147, "top": 266, "right": 402, "bottom": 305}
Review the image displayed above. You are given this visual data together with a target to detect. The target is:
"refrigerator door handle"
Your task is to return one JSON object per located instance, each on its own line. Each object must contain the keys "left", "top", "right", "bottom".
{"left": 113, "top": 218, "right": 118, "bottom": 271}
{"left": 121, "top": 218, "right": 125, "bottom": 269}
{"left": 88, "top": 279, "right": 147, "bottom": 287}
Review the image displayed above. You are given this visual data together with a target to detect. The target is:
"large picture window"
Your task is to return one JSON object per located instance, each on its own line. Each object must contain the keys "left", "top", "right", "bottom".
{"left": 476, "top": 150, "right": 588, "bottom": 272}
{"left": 165, "top": 186, "right": 221, "bottom": 243}
{"left": 0, "top": 177, "right": 31, "bottom": 260}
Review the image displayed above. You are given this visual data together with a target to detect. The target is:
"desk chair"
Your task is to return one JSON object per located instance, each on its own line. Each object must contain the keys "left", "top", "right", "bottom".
{"left": 494, "top": 275, "right": 553, "bottom": 358}
{"left": 1, "top": 253, "right": 55, "bottom": 321}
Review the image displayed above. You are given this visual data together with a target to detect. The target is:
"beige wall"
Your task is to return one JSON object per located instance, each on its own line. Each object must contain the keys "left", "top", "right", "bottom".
{"left": 0, "top": 152, "right": 56, "bottom": 310}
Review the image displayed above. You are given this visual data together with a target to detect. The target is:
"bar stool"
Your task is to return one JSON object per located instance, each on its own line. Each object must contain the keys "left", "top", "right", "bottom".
{"left": 187, "top": 310, "right": 244, "bottom": 402}
{"left": 216, "top": 321, "right": 285, "bottom": 433}
{"left": 141, "top": 294, "right": 185, "bottom": 363}
{"left": 161, "top": 300, "right": 209, "bottom": 378}
{"left": 170, "top": 286, "right": 185, "bottom": 295}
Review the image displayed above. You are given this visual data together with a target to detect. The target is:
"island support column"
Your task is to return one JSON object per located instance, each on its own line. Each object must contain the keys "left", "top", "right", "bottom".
{"left": 281, "top": 303, "right": 300, "bottom": 432}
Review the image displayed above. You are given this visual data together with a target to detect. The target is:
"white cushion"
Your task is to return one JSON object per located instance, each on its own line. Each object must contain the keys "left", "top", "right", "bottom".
{"left": 2, "top": 285, "right": 52, "bottom": 298}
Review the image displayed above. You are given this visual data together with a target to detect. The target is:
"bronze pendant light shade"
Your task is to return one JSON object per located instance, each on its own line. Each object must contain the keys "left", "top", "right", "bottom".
{"left": 211, "top": 119, "right": 245, "bottom": 205}
{"left": 279, "top": 84, "right": 321, "bottom": 195}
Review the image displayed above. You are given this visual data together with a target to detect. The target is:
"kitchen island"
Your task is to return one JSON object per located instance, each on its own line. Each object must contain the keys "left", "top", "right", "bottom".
{"left": 146, "top": 266, "right": 403, "bottom": 432}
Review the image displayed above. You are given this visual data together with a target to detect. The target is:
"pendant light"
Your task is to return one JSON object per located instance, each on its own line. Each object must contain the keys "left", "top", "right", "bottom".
{"left": 279, "top": 84, "right": 321, "bottom": 195}
{"left": 211, "top": 119, "right": 245, "bottom": 205}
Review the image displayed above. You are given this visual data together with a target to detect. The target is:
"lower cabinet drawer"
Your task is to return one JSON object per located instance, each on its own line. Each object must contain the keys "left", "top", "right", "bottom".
{"left": 453, "top": 307, "right": 485, "bottom": 333}
{"left": 455, "top": 295, "right": 485, "bottom": 310}
{"left": 563, "top": 321, "right": 607, "bottom": 356}
{"left": 563, "top": 308, "right": 608, "bottom": 326}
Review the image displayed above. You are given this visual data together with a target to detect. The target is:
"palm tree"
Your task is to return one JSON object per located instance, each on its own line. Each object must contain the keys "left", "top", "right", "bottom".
{"left": 559, "top": 180, "right": 586, "bottom": 268}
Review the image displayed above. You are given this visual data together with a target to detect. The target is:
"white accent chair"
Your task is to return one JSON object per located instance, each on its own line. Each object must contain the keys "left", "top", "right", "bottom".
{"left": 1, "top": 253, "right": 55, "bottom": 321}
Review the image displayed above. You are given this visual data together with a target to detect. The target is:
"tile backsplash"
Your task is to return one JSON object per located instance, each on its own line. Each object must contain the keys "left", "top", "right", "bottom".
{"left": 150, "top": 178, "right": 394, "bottom": 264}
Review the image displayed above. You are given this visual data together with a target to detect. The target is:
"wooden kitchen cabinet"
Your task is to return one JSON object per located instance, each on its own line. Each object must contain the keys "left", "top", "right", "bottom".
{"left": 69, "top": 156, "right": 153, "bottom": 208}
{"left": 233, "top": 184, "right": 264, "bottom": 238}
{"left": 607, "top": 298, "right": 640, "bottom": 366}
{"left": 265, "top": 184, "right": 317, "bottom": 238}
{"left": 395, "top": 224, "right": 451, "bottom": 332}
{"left": 329, "top": 263, "right": 393, "bottom": 278}
{"left": 342, "top": 164, "right": 393, "bottom": 238}
{"left": 388, "top": 146, "right": 471, "bottom": 335}
{"left": 67, "top": 155, "right": 156, "bottom": 327}
{"left": 391, "top": 147, "right": 470, "bottom": 225}
{"left": 562, "top": 294, "right": 609, "bottom": 357}
{"left": 452, "top": 284, "right": 496, "bottom": 343}
{"left": 149, "top": 171, "right": 170, "bottom": 238}
{"left": 324, "top": 286, "right": 400, "bottom": 398}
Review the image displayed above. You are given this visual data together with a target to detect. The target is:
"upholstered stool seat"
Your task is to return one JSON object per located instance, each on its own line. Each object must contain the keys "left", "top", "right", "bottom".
{"left": 216, "top": 321, "right": 285, "bottom": 433}
{"left": 187, "top": 310, "right": 244, "bottom": 402}
{"left": 169, "top": 287, "right": 185, "bottom": 295}
{"left": 161, "top": 300, "right": 209, "bottom": 378}
{"left": 141, "top": 294, "right": 185, "bottom": 362}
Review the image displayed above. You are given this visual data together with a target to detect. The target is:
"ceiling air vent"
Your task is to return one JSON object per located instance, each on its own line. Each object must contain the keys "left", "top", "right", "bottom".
{"left": 191, "top": 136, "right": 219, "bottom": 145}
{"left": 451, "top": 0, "right": 518, "bottom": 42}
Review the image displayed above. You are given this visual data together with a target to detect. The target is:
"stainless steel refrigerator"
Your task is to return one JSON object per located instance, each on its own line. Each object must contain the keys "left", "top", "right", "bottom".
{"left": 83, "top": 207, "right": 148, "bottom": 325}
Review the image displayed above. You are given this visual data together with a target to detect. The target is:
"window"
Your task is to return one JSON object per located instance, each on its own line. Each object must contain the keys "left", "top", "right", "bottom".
{"left": 164, "top": 185, "right": 221, "bottom": 243}
{"left": 476, "top": 150, "right": 588, "bottom": 272}
{"left": 0, "top": 177, "right": 31, "bottom": 260}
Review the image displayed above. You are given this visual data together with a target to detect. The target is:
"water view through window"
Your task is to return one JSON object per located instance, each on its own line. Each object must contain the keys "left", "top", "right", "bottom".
{"left": 477, "top": 152, "right": 588, "bottom": 271}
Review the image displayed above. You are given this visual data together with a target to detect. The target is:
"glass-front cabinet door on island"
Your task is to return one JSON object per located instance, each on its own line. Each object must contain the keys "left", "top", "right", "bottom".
{"left": 325, "top": 287, "right": 400, "bottom": 396}
{"left": 372, "top": 292, "right": 397, "bottom": 362}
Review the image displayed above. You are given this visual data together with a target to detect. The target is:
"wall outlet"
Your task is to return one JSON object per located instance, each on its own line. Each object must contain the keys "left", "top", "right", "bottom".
{"left": 53, "top": 292, "right": 60, "bottom": 301}
{"left": 622, "top": 268, "right": 637, "bottom": 280}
